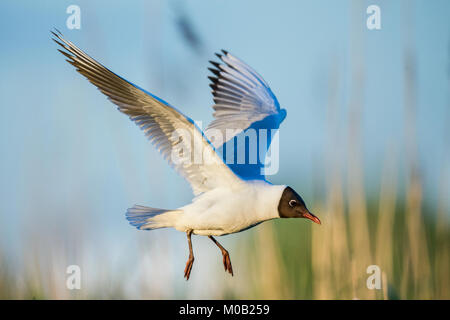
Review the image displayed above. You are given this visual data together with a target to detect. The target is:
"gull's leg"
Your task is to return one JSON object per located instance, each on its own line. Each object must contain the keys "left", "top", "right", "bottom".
{"left": 184, "top": 230, "right": 195, "bottom": 280}
{"left": 208, "top": 236, "right": 233, "bottom": 276}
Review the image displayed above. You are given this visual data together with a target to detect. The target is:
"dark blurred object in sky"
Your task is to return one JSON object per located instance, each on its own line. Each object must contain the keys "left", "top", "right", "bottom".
{"left": 171, "top": 0, "right": 204, "bottom": 55}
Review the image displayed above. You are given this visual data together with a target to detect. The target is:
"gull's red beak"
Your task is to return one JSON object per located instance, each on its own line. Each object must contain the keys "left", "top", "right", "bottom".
{"left": 303, "top": 212, "right": 321, "bottom": 225}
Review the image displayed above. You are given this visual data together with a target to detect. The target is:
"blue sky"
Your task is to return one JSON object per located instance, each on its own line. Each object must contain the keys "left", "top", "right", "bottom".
{"left": 0, "top": 0, "right": 449, "bottom": 273}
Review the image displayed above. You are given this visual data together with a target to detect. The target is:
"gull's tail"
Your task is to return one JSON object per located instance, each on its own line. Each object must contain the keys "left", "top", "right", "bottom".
{"left": 126, "top": 205, "right": 181, "bottom": 230}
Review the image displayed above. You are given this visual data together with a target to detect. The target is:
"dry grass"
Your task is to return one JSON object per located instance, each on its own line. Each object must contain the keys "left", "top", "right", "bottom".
{"left": 245, "top": 158, "right": 449, "bottom": 299}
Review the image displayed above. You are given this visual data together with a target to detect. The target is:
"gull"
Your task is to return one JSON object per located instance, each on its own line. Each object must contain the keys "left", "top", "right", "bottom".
{"left": 52, "top": 30, "right": 321, "bottom": 280}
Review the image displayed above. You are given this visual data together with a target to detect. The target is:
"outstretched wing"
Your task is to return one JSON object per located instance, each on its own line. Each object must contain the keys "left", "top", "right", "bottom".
{"left": 205, "top": 50, "right": 286, "bottom": 148}
{"left": 52, "top": 31, "right": 241, "bottom": 196}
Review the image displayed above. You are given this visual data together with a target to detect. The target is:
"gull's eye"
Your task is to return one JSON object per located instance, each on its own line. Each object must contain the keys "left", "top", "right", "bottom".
{"left": 289, "top": 200, "right": 297, "bottom": 208}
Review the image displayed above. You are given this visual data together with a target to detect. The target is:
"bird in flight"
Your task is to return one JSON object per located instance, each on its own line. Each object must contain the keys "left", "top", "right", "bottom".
{"left": 52, "top": 30, "right": 321, "bottom": 280}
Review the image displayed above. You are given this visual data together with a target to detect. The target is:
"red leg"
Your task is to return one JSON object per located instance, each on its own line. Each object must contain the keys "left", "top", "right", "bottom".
{"left": 209, "top": 236, "right": 233, "bottom": 276}
{"left": 184, "top": 230, "right": 195, "bottom": 280}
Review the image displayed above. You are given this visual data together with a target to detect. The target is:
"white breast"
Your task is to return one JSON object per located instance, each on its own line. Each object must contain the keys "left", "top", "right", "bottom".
{"left": 174, "top": 181, "right": 286, "bottom": 236}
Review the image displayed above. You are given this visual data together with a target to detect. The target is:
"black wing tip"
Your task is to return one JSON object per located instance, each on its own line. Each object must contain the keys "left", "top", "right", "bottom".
{"left": 209, "top": 83, "right": 218, "bottom": 91}
{"left": 52, "top": 38, "right": 70, "bottom": 54}
{"left": 208, "top": 67, "right": 220, "bottom": 77}
{"left": 50, "top": 27, "right": 63, "bottom": 38}
{"left": 208, "top": 77, "right": 220, "bottom": 89}
{"left": 50, "top": 28, "right": 67, "bottom": 50}
{"left": 209, "top": 60, "right": 221, "bottom": 69}
{"left": 57, "top": 48, "right": 72, "bottom": 58}
{"left": 213, "top": 49, "right": 229, "bottom": 60}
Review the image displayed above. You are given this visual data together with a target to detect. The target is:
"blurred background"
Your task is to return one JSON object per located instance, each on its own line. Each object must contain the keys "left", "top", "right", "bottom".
{"left": 0, "top": 0, "right": 449, "bottom": 299}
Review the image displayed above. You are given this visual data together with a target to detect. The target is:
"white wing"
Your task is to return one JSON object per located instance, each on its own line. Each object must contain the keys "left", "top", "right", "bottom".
{"left": 205, "top": 50, "right": 286, "bottom": 148}
{"left": 52, "top": 31, "right": 241, "bottom": 196}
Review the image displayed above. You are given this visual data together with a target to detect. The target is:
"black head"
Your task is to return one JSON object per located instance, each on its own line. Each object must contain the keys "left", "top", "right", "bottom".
{"left": 277, "top": 187, "right": 321, "bottom": 224}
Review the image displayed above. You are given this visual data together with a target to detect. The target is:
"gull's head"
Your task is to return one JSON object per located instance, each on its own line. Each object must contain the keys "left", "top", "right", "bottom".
{"left": 277, "top": 186, "right": 321, "bottom": 224}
